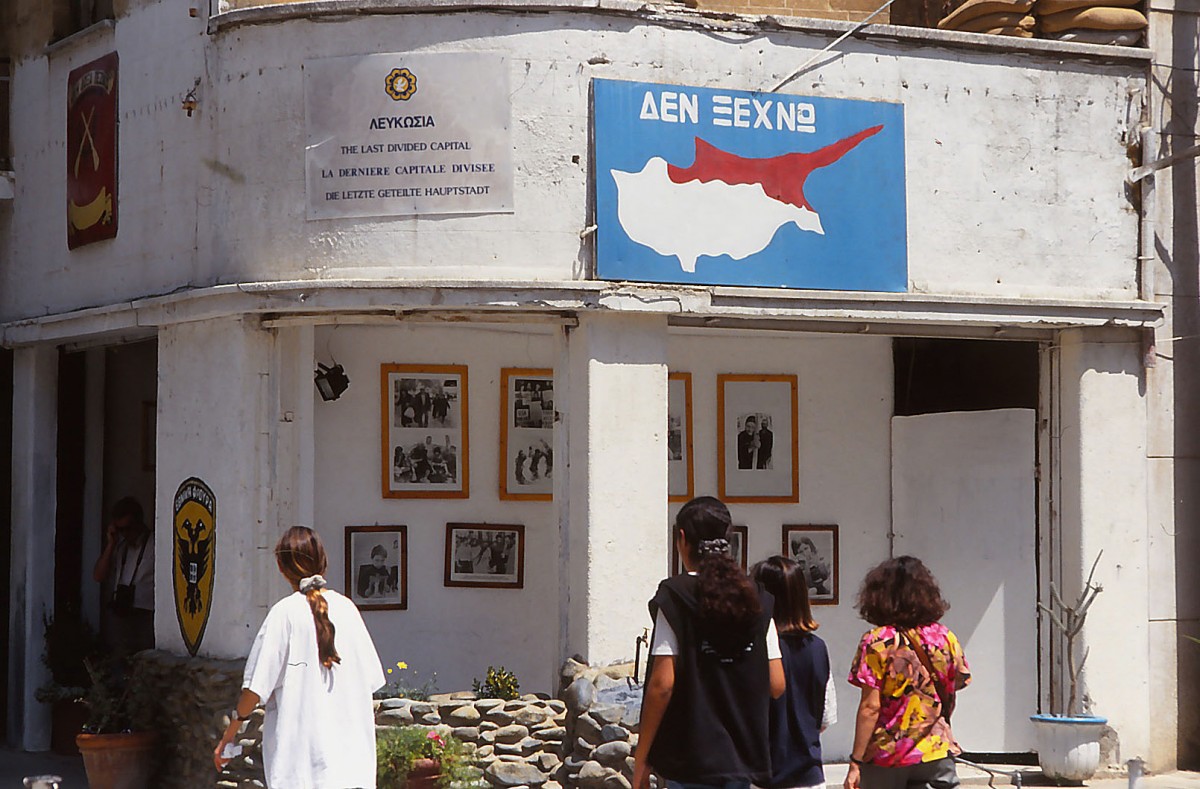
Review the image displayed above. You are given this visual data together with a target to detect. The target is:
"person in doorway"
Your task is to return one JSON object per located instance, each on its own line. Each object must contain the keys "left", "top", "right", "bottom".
{"left": 632, "top": 496, "right": 786, "bottom": 789}
{"left": 214, "top": 526, "right": 384, "bottom": 788}
{"left": 92, "top": 496, "right": 154, "bottom": 659}
{"left": 738, "top": 415, "right": 761, "bottom": 470}
{"left": 751, "top": 556, "right": 836, "bottom": 789}
{"left": 844, "top": 556, "right": 971, "bottom": 789}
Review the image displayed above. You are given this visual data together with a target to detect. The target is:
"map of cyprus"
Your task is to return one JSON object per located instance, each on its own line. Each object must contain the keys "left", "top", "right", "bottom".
{"left": 611, "top": 126, "right": 883, "bottom": 274}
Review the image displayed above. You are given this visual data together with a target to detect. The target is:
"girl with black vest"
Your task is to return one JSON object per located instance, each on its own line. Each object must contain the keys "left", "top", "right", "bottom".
{"left": 751, "top": 557, "right": 837, "bottom": 789}
{"left": 633, "top": 496, "right": 786, "bottom": 789}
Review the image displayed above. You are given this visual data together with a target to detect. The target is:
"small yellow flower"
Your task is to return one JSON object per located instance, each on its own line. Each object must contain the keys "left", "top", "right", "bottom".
{"left": 397, "top": 661, "right": 408, "bottom": 670}
{"left": 387, "top": 668, "right": 393, "bottom": 674}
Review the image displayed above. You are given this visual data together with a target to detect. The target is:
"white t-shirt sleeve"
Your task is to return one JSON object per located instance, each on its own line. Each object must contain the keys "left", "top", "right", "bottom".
{"left": 650, "top": 610, "right": 679, "bottom": 656}
{"left": 652, "top": 611, "right": 783, "bottom": 660}
{"left": 243, "top": 605, "right": 291, "bottom": 702}
{"left": 766, "top": 618, "right": 782, "bottom": 661}
{"left": 822, "top": 668, "right": 838, "bottom": 728}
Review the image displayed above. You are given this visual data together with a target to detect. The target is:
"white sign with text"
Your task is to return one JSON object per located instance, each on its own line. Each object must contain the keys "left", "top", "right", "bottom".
{"left": 305, "top": 52, "right": 513, "bottom": 219}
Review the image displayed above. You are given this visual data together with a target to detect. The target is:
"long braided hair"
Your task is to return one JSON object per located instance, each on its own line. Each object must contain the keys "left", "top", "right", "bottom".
{"left": 275, "top": 526, "right": 341, "bottom": 669}
{"left": 676, "top": 496, "right": 762, "bottom": 637}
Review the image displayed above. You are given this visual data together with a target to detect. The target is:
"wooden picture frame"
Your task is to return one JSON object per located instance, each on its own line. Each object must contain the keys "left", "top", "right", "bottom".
{"left": 717, "top": 374, "right": 799, "bottom": 503}
{"left": 500, "top": 368, "right": 554, "bottom": 501}
{"left": 668, "top": 373, "right": 695, "bottom": 502}
{"left": 672, "top": 524, "right": 748, "bottom": 575}
{"left": 381, "top": 364, "right": 469, "bottom": 499}
{"left": 345, "top": 525, "right": 408, "bottom": 611}
{"left": 782, "top": 524, "right": 839, "bottom": 605}
{"left": 444, "top": 523, "right": 525, "bottom": 590}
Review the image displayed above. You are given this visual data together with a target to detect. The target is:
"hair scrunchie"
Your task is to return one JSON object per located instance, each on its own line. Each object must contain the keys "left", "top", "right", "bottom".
{"left": 299, "top": 574, "right": 327, "bottom": 593}
{"left": 698, "top": 538, "right": 730, "bottom": 555}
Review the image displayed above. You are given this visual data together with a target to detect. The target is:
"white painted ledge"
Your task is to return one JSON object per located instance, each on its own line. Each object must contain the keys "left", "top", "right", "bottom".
{"left": 209, "top": 0, "right": 1151, "bottom": 65}
{"left": 0, "top": 279, "right": 1164, "bottom": 346}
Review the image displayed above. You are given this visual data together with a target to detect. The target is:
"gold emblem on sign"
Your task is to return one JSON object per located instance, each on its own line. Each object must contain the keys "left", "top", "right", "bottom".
{"left": 385, "top": 67, "right": 418, "bottom": 101}
{"left": 173, "top": 478, "right": 216, "bottom": 657}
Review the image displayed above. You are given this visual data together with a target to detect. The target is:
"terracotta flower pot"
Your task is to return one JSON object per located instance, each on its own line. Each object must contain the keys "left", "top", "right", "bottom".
{"left": 75, "top": 730, "right": 159, "bottom": 789}
{"left": 407, "top": 757, "right": 442, "bottom": 789}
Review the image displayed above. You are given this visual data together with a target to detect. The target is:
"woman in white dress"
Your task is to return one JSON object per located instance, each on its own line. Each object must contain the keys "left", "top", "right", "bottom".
{"left": 214, "top": 526, "right": 385, "bottom": 788}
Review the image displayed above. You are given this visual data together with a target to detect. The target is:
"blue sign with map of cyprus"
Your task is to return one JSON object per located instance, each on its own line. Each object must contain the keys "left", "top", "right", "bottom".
{"left": 593, "top": 78, "right": 907, "bottom": 292}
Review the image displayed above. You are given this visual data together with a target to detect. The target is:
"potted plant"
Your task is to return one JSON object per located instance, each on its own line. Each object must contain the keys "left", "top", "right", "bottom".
{"left": 1031, "top": 552, "right": 1107, "bottom": 783}
{"left": 376, "top": 727, "right": 480, "bottom": 789}
{"left": 74, "top": 658, "right": 159, "bottom": 789}
{"left": 34, "top": 609, "right": 102, "bottom": 755}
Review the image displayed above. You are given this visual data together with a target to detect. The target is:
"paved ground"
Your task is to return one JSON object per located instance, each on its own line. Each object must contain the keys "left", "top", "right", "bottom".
{"left": 2, "top": 746, "right": 1198, "bottom": 789}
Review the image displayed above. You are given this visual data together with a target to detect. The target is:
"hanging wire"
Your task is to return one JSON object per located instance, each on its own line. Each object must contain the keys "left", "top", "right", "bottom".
{"left": 768, "top": 0, "right": 898, "bottom": 93}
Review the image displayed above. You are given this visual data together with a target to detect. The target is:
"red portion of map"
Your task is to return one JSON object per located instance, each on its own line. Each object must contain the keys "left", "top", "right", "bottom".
{"left": 666, "top": 125, "right": 883, "bottom": 211}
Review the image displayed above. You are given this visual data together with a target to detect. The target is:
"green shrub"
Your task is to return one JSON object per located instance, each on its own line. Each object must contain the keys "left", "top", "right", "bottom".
{"left": 376, "top": 727, "right": 481, "bottom": 789}
{"left": 471, "top": 666, "right": 520, "bottom": 701}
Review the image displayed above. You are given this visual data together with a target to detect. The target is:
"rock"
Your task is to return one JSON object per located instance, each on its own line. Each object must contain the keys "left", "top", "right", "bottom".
{"left": 627, "top": 734, "right": 638, "bottom": 749}
{"left": 476, "top": 698, "right": 506, "bottom": 712}
{"left": 593, "top": 740, "right": 633, "bottom": 767}
{"left": 594, "top": 673, "right": 624, "bottom": 692}
{"left": 564, "top": 677, "right": 596, "bottom": 714}
{"left": 533, "top": 726, "right": 567, "bottom": 742}
{"left": 418, "top": 712, "right": 442, "bottom": 725}
{"left": 521, "top": 693, "right": 542, "bottom": 702}
{"left": 576, "top": 713, "right": 604, "bottom": 743}
{"left": 480, "top": 720, "right": 501, "bottom": 732}
{"left": 562, "top": 655, "right": 588, "bottom": 678}
{"left": 410, "top": 702, "right": 436, "bottom": 715}
{"left": 547, "top": 699, "right": 568, "bottom": 714}
{"left": 514, "top": 707, "right": 548, "bottom": 726}
{"left": 544, "top": 781, "right": 563, "bottom": 789}
{"left": 517, "top": 736, "right": 543, "bottom": 756}
{"left": 496, "top": 742, "right": 524, "bottom": 755}
{"left": 589, "top": 704, "right": 624, "bottom": 726}
{"left": 496, "top": 756, "right": 526, "bottom": 763}
{"left": 564, "top": 754, "right": 588, "bottom": 772}
{"left": 537, "top": 752, "right": 563, "bottom": 772}
{"left": 532, "top": 718, "right": 564, "bottom": 731}
{"left": 453, "top": 726, "right": 482, "bottom": 742}
{"left": 486, "top": 709, "right": 516, "bottom": 725}
{"left": 485, "top": 761, "right": 549, "bottom": 788}
{"left": 430, "top": 692, "right": 460, "bottom": 703}
{"left": 574, "top": 737, "right": 593, "bottom": 755}
{"left": 625, "top": 757, "right": 635, "bottom": 775}
{"left": 599, "top": 724, "right": 628, "bottom": 743}
{"left": 481, "top": 730, "right": 497, "bottom": 744}
{"left": 505, "top": 700, "right": 529, "bottom": 711}
{"left": 447, "top": 705, "right": 483, "bottom": 725}
{"left": 476, "top": 745, "right": 495, "bottom": 759}
{"left": 379, "top": 698, "right": 411, "bottom": 710}
{"left": 494, "top": 724, "right": 530, "bottom": 744}
{"left": 452, "top": 691, "right": 479, "bottom": 700}
{"left": 604, "top": 774, "right": 633, "bottom": 789}
{"left": 577, "top": 761, "right": 610, "bottom": 789}
{"left": 376, "top": 709, "right": 415, "bottom": 726}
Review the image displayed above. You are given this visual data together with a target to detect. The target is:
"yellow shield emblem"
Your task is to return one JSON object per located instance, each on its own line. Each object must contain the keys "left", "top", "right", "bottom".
{"left": 173, "top": 478, "right": 216, "bottom": 656}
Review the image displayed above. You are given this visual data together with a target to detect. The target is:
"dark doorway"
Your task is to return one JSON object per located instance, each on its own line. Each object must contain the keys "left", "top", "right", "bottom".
{"left": 893, "top": 338, "right": 1039, "bottom": 416}
{"left": 0, "top": 348, "right": 12, "bottom": 740}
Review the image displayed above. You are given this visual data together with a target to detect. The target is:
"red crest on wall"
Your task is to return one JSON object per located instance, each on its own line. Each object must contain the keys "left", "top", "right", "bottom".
{"left": 66, "top": 52, "right": 118, "bottom": 249}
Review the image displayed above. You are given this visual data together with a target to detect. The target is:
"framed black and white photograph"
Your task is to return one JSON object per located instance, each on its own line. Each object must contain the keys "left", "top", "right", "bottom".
{"left": 500, "top": 369, "right": 554, "bottom": 501}
{"left": 668, "top": 373, "right": 694, "bottom": 502}
{"left": 718, "top": 374, "right": 799, "bottom": 503}
{"left": 382, "top": 364, "right": 469, "bottom": 499}
{"left": 345, "top": 526, "right": 407, "bottom": 610}
{"left": 782, "top": 524, "right": 838, "bottom": 605}
{"left": 444, "top": 523, "right": 525, "bottom": 589}
{"left": 673, "top": 524, "right": 748, "bottom": 575}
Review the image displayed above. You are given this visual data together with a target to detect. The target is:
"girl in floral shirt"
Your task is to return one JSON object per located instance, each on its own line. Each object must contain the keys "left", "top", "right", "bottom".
{"left": 844, "top": 556, "right": 971, "bottom": 789}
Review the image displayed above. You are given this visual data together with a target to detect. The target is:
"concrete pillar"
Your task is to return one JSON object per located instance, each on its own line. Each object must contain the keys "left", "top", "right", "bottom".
{"left": 1056, "top": 328, "right": 1150, "bottom": 763}
{"left": 156, "top": 317, "right": 279, "bottom": 659}
{"left": 7, "top": 345, "right": 58, "bottom": 750}
{"left": 562, "top": 312, "right": 669, "bottom": 666}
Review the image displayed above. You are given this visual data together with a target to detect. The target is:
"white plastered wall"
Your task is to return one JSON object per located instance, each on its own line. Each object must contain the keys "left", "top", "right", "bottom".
{"left": 312, "top": 322, "right": 562, "bottom": 694}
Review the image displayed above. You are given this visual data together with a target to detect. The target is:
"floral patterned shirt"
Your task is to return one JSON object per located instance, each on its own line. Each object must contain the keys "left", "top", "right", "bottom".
{"left": 847, "top": 623, "right": 971, "bottom": 767}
